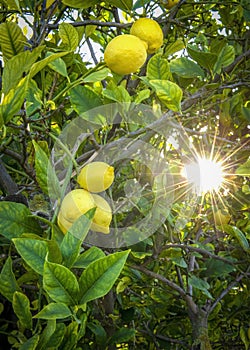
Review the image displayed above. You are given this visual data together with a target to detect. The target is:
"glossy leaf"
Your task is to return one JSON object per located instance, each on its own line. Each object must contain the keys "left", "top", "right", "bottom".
{"left": 2, "top": 46, "right": 44, "bottom": 94}
{"left": 19, "top": 335, "right": 40, "bottom": 350}
{"left": 37, "top": 320, "right": 56, "bottom": 350}
{"left": 34, "top": 302, "right": 72, "bottom": 320}
{"left": 147, "top": 54, "right": 172, "bottom": 80}
{"left": 43, "top": 260, "right": 79, "bottom": 305}
{"left": 0, "top": 257, "right": 21, "bottom": 302}
{"left": 169, "top": 57, "right": 205, "bottom": 78}
{"left": 62, "top": 0, "right": 99, "bottom": 8}
{"left": 59, "top": 321, "right": 79, "bottom": 349}
{"left": 0, "top": 202, "right": 42, "bottom": 240}
{"left": 29, "top": 52, "right": 69, "bottom": 79}
{"left": 60, "top": 210, "right": 95, "bottom": 268}
{"left": 0, "top": 22, "right": 26, "bottom": 61}
{"left": 73, "top": 246, "right": 106, "bottom": 268}
{"left": 32, "top": 141, "right": 49, "bottom": 195}
{"left": 44, "top": 323, "right": 66, "bottom": 348}
{"left": 188, "top": 275, "right": 213, "bottom": 299}
{"left": 110, "top": 327, "right": 136, "bottom": 344}
{"left": 0, "top": 76, "right": 29, "bottom": 125}
{"left": 103, "top": 85, "right": 131, "bottom": 103}
{"left": 82, "top": 68, "right": 110, "bottom": 83}
{"left": 13, "top": 238, "right": 48, "bottom": 275}
{"left": 149, "top": 79, "right": 183, "bottom": 112}
{"left": 13, "top": 291, "right": 33, "bottom": 329}
{"left": 228, "top": 226, "right": 250, "bottom": 252}
{"left": 79, "top": 250, "right": 130, "bottom": 304}
{"left": 70, "top": 85, "right": 103, "bottom": 115}
{"left": 187, "top": 45, "right": 217, "bottom": 71}
{"left": 164, "top": 39, "right": 185, "bottom": 56}
{"left": 213, "top": 45, "right": 235, "bottom": 74}
{"left": 59, "top": 23, "right": 79, "bottom": 51}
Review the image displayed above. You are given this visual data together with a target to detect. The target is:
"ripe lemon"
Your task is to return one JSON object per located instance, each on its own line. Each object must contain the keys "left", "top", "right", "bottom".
{"left": 77, "top": 161, "right": 114, "bottom": 193}
{"left": 91, "top": 194, "right": 112, "bottom": 234}
{"left": 130, "top": 18, "right": 163, "bottom": 54}
{"left": 214, "top": 209, "right": 231, "bottom": 227}
{"left": 57, "top": 210, "right": 72, "bottom": 234}
{"left": 57, "top": 189, "right": 95, "bottom": 233}
{"left": 161, "top": 0, "right": 179, "bottom": 9}
{"left": 104, "top": 34, "right": 147, "bottom": 75}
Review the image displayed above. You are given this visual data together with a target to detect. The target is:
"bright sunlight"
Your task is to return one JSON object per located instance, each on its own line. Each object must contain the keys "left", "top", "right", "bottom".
{"left": 182, "top": 156, "right": 224, "bottom": 194}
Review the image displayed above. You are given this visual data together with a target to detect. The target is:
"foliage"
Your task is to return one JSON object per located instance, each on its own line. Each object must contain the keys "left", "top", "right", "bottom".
{"left": 0, "top": 0, "right": 250, "bottom": 349}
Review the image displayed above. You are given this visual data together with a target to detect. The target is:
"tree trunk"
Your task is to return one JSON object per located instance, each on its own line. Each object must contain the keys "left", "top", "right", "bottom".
{"left": 188, "top": 307, "right": 212, "bottom": 350}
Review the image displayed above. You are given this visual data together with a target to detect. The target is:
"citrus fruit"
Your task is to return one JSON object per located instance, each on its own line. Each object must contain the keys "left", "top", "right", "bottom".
{"left": 130, "top": 18, "right": 163, "bottom": 54}
{"left": 161, "top": 0, "right": 179, "bottom": 9}
{"left": 77, "top": 161, "right": 115, "bottom": 193}
{"left": 91, "top": 194, "right": 112, "bottom": 234}
{"left": 104, "top": 34, "right": 147, "bottom": 75}
{"left": 57, "top": 189, "right": 95, "bottom": 233}
{"left": 214, "top": 209, "right": 231, "bottom": 227}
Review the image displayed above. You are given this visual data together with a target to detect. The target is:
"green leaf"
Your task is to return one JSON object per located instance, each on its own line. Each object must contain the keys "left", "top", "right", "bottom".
{"left": 107, "top": 0, "right": 133, "bottom": 11}
{"left": 60, "top": 210, "right": 95, "bottom": 268}
{"left": 0, "top": 22, "right": 26, "bottom": 61}
{"left": 79, "top": 250, "right": 130, "bottom": 304}
{"left": 2, "top": 46, "right": 44, "bottom": 95}
{"left": 62, "top": 0, "right": 99, "bottom": 9}
{"left": 169, "top": 57, "right": 205, "bottom": 78}
{"left": 82, "top": 68, "right": 110, "bottom": 83}
{"left": 43, "top": 260, "right": 79, "bottom": 305}
{"left": 19, "top": 335, "right": 40, "bottom": 350}
{"left": 26, "top": 79, "right": 43, "bottom": 117}
{"left": 37, "top": 320, "right": 56, "bottom": 350}
{"left": 3, "top": 0, "right": 21, "bottom": 11}
{"left": 45, "top": 323, "right": 66, "bottom": 348}
{"left": 0, "top": 257, "right": 21, "bottom": 302}
{"left": 188, "top": 275, "right": 213, "bottom": 299}
{"left": 204, "top": 259, "right": 235, "bottom": 278}
{"left": 29, "top": 52, "right": 69, "bottom": 79}
{"left": 73, "top": 246, "right": 106, "bottom": 268}
{"left": 59, "top": 23, "right": 79, "bottom": 51}
{"left": 147, "top": 54, "right": 172, "bottom": 80}
{"left": 34, "top": 302, "right": 72, "bottom": 320}
{"left": 236, "top": 159, "right": 250, "bottom": 176}
{"left": 13, "top": 291, "right": 33, "bottom": 329}
{"left": 32, "top": 141, "right": 49, "bottom": 194}
{"left": 110, "top": 327, "right": 136, "bottom": 344}
{"left": 149, "top": 79, "right": 183, "bottom": 112}
{"left": 227, "top": 226, "right": 250, "bottom": 252}
{"left": 134, "top": 89, "right": 151, "bottom": 104}
{"left": 213, "top": 45, "right": 235, "bottom": 74}
{"left": 48, "top": 56, "right": 69, "bottom": 79}
{"left": 59, "top": 321, "right": 78, "bottom": 349}
{"left": 187, "top": 45, "right": 217, "bottom": 71}
{"left": 0, "top": 202, "right": 42, "bottom": 240}
{"left": 164, "top": 39, "right": 185, "bottom": 57}
{"left": 13, "top": 238, "right": 48, "bottom": 275}
{"left": 70, "top": 85, "right": 103, "bottom": 115}
{"left": 103, "top": 85, "right": 131, "bottom": 103}
{"left": 0, "top": 76, "right": 29, "bottom": 125}
{"left": 88, "top": 322, "right": 107, "bottom": 345}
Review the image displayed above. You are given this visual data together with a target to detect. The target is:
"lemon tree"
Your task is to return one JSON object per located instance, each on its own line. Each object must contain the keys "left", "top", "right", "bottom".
{"left": 0, "top": 1, "right": 250, "bottom": 349}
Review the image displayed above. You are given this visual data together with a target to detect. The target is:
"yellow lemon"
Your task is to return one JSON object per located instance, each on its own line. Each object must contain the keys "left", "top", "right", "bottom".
{"left": 104, "top": 34, "right": 147, "bottom": 75}
{"left": 57, "top": 210, "right": 72, "bottom": 234}
{"left": 130, "top": 18, "right": 163, "bottom": 54}
{"left": 161, "top": 0, "right": 179, "bottom": 9}
{"left": 91, "top": 194, "right": 112, "bottom": 234}
{"left": 77, "top": 161, "right": 114, "bottom": 193}
{"left": 214, "top": 209, "right": 231, "bottom": 227}
{"left": 58, "top": 189, "right": 95, "bottom": 226}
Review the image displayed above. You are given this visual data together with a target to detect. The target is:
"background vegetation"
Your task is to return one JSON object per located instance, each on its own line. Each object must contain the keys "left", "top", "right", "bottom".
{"left": 0, "top": 0, "right": 250, "bottom": 349}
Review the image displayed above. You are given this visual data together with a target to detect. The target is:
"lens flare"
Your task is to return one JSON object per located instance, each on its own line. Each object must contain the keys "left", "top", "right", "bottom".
{"left": 182, "top": 156, "right": 224, "bottom": 194}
